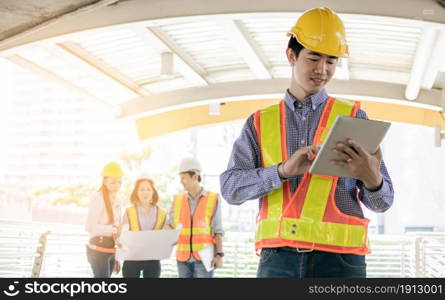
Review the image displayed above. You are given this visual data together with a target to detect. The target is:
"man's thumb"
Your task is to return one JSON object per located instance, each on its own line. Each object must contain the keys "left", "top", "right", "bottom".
{"left": 374, "top": 147, "right": 383, "bottom": 162}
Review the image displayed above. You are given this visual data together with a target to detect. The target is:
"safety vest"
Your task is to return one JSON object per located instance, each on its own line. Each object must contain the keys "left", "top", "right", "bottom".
{"left": 253, "top": 97, "right": 370, "bottom": 255}
{"left": 127, "top": 205, "right": 167, "bottom": 231}
{"left": 172, "top": 192, "right": 218, "bottom": 262}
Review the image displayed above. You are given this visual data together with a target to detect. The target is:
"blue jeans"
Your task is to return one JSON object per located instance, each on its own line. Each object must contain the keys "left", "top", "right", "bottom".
{"left": 177, "top": 261, "right": 214, "bottom": 278}
{"left": 86, "top": 246, "right": 115, "bottom": 278}
{"left": 257, "top": 247, "right": 367, "bottom": 278}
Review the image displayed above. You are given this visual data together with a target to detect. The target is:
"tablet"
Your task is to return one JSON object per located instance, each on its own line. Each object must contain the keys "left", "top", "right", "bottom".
{"left": 309, "top": 116, "right": 391, "bottom": 178}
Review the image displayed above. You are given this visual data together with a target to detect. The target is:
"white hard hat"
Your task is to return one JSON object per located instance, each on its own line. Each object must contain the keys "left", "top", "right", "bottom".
{"left": 179, "top": 157, "right": 202, "bottom": 174}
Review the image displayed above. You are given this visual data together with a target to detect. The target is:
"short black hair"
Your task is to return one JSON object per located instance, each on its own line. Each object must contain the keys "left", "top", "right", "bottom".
{"left": 288, "top": 36, "right": 304, "bottom": 58}
{"left": 181, "top": 171, "right": 201, "bottom": 183}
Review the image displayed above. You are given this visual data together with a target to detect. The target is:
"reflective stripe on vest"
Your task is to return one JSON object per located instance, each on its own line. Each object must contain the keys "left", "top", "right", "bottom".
{"left": 254, "top": 100, "right": 289, "bottom": 242}
{"left": 127, "top": 206, "right": 167, "bottom": 231}
{"left": 173, "top": 192, "right": 217, "bottom": 261}
{"left": 254, "top": 97, "right": 370, "bottom": 255}
{"left": 87, "top": 243, "right": 116, "bottom": 254}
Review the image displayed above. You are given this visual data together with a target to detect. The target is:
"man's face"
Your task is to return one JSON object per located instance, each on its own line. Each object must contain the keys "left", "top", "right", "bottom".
{"left": 179, "top": 172, "right": 197, "bottom": 192}
{"left": 287, "top": 48, "right": 337, "bottom": 95}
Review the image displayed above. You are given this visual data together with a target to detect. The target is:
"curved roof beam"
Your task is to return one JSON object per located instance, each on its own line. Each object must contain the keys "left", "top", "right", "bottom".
{"left": 119, "top": 79, "right": 443, "bottom": 118}
{"left": 1, "top": 0, "right": 444, "bottom": 51}
{"left": 147, "top": 26, "right": 209, "bottom": 85}
{"left": 58, "top": 41, "right": 151, "bottom": 97}
{"left": 224, "top": 20, "right": 272, "bottom": 79}
{"left": 7, "top": 54, "right": 120, "bottom": 110}
{"left": 405, "top": 27, "right": 438, "bottom": 100}
{"left": 421, "top": 29, "right": 445, "bottom": 89}
{"left": 134, "top": 99, "right": 445, "bottom": 140}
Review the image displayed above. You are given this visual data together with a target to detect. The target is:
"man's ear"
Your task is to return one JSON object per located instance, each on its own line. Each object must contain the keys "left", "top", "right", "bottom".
{"left": 286, "top": 48, "right": 296, "bottom": 65}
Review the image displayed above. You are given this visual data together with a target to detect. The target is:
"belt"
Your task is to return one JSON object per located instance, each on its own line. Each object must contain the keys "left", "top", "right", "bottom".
{"left": 87, "top": 243, "right": 116, "bottom": 254}
{"left": 279, "top": 246, "right": 314, "bottom": 253}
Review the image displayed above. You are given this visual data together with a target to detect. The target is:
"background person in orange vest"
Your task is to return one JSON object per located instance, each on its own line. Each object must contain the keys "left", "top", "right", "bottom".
{"left": 220, "top": 7, "right": 394, "bottom": 278}
{"left": 118, "top": 174, "right": 167, "bottom": 278}
{"left": 166, "top": 157, "right": 224, "bottom": 278}
{"left": 85, "top": 161, "right": 123, "bottom": 278}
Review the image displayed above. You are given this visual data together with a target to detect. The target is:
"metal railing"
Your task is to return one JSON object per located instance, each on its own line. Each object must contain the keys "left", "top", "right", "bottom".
{"left": 1, "top": 219, "right": 444, "bottom": 278}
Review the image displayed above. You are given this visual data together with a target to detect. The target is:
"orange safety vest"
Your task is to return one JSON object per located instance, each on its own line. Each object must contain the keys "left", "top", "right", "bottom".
{"left": 172, "top": 192, "right": 218, "bottom": 262}
{"left": 126, "top": 205, "right": 167, "bottom": 231}
{"left": 253, "top": 97, "right": 370, "bottom": 255}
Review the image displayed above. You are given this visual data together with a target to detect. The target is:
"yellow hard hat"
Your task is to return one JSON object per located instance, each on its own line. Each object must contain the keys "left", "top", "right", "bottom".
{"left": 287, "top": 7, "right": 349, "bottom": 58}
{"left": 102, "top": 162, "right": 124, "bottom": 177}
